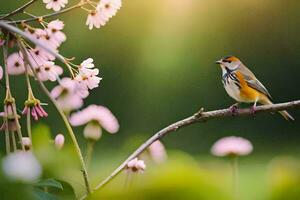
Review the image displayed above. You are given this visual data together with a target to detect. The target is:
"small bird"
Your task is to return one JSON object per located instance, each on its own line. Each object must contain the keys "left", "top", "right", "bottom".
{"left": 216, "top": 55, "right": 294, "bottom": 120}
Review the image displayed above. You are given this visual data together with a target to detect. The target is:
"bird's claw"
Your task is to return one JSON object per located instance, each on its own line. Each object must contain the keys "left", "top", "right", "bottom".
{"left": 229, "top": 103, "right": 239, "bottom": 116}
{"left": 250, "top": 105, "right": 256, "bottom": 115}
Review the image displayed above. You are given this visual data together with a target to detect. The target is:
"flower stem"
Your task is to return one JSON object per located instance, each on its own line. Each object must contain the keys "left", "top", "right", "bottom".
{"left": 18, "top": 41, "right": 91, "bottom": 195}
{"left": 85, "top": 140, "right": 95, "bottom": 169}
{"left": 11, "top": 131, "right": 17, "bottom": 151}
{"left": 230, "top": 156, "right": 239, "bottom": 200}
{"left": 2, "top": 40, "right": 25, "bottom": 151}
{"left": 27, "top": 109, "right": 32, "bottom": 141}
{"left": 4, "top": 127, "right": 10, "bottom": 154}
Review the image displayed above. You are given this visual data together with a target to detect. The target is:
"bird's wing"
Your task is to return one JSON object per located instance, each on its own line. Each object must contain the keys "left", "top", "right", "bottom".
{"left": 239, "top": 65, "right": 272, "bottom": 100}
{"left": 239, "top": 64, "right": 272, "bottom": 100}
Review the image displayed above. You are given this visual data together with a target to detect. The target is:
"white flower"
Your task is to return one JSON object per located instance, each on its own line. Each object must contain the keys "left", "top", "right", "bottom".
{"left": 86, "top": 10, "right": 108, "bottom": 30}
{"left": 211, "top": 136, "right": 253, "bottom": 157}
{"left": 126, "top": 158, "right": 146, "bottom": 173}
{"left": 75, "top": 68, "right": 102, "bottom": 90}
{"left": 97, "top": 0, "right": 122, "bottom": 19}
{"left": 43, "top": 0, "right": 68, "bottom": 11}
{"left": 22, "top": 137, "right": 32, "bottom": 151}
{"left": 2, "top": 152, "right": 42, "bottom": 183}
{"left": 7, "top": 52, "right": 25, "bottom": 75}
{"left": 36, "top": 61, "right": 63, "bottom": 81}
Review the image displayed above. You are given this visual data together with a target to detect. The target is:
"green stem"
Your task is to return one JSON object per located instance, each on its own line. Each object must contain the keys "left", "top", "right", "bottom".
{"left": 231, "top": 156, "right": 239, "bottom": 200}
{"left": 19, "top": 41, "right": 91, "bottom": 195}
{"left": 11, "top": 131, "right": 17, "bottom": 152}
{"left": 4, "top": 125, "right": 10, "bottom": 154}
{"left": 85, "top": 140, "right": 95, "bottom": 169}
{"left": 27, "top": 110, "right": 32, "bottom": 141}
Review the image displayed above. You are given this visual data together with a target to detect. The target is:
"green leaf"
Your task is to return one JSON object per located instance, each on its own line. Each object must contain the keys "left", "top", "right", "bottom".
{"left": 35, "top": 179, "right": 63, "bottom": 190}
{"left": 32, "top": 188, "right": 59, "bottom": 200}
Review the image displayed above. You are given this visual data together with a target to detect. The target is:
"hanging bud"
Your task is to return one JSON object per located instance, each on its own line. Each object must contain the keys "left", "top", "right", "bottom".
{"left": 22, "top": 137, "right": 32, "bottom": 151}
{"left": 54, "top": 134, "right": 65, "bottom": 150}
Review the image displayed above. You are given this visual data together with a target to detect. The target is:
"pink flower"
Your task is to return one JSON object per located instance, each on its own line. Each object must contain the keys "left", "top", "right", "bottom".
{"left": 7, "top": 52, "right": 25, "bottom": 75}
{"left": 0, "top": 104, "right": 18, "bottom": 132}
{"left": 69, "top": 105, "right": 119, "bottom": 141}
{"left": 0, "top": 38, "right": 5, "bottom": 46}
{"left": 22, "top": 100, "right": 48, "bottom": 121}
{"left": 51, "top": 78, "right": 84, "bottom": 112}
{"left": 211, "top": 136, "right": 253, "bottom": 157}
{"left": 97, "top": 0, "right": 122, "bottom": 19}
{"left": 86, "top": 10, "right": 108, "bottom": 30}
{"left": 47, "top": 20, "right": 66, "bottom": 45}
{"left": 35, "top": 61, "right": 63, "bottom": 82}
{"left": 126, "top": 158, "right": 146, "bottom": 173}
{"left": 54, "top": 134, "right": 65, "bottom": 150}
{"left": 30, "top": 47, "right": 55, "bottom": 62}
{"left": 148, "top": 140, "right": 167, "bottom": 164}
{"left": 75, "top": 68, "right": 102, "bottom": 90}
{"left": 43, "top": 0, "right": 68, "bottom": 11}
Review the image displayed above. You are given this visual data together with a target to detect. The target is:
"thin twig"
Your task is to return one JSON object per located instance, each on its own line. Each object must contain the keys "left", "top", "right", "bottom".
{"left": 87, "top": 100, "right": 300, "bottom": 197}
{"left": 5, "top": 1, "right": 88, "bottom": 24}
{"left": 0, "top": 0, "right": 38, "bottom": 20}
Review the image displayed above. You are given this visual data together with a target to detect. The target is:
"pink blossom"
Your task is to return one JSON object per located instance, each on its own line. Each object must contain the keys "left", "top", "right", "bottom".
{"left": 69, "top": 105, "right": 119, "bottom": 134}
{"left": 0, "top": 38, "right": 5, "bottom": 46}
{"left": 36, "top": 61, "right": 63, "bottom": 82}
{"left": 7, "top": 52, "right": 25, "bottom": 75}
{"left": 43, "top": 0, "right": 68, "bottom": 11}
{"left": 54, "top": 134, "right": 65, "bottom": 150}
{"left": 0, "top": 104, "right": 18, "bottom": 132}
{"left": 51, "top": 78, "right": 84, "bottom": 112}
{"left": 211, "top": 136, "right": 253, "bottom": 157}
{"left": 86, "top": 10, "right": 108, "bottom": 30}
{"left": 75, "top": 68, "right": 102, "bottom": 90}
{"left": 126, "top": 158, "right": 146, "bottom": 173}
{"left": 47, "top": 19, "right": 66, "bottom": 44}
{"left": 97, "top": 0, "right": 122, "bottom": 19}
{"left": 22, "top": 101, "right": 48, "bottom": 121}
{"left": 148, "top": 140, "right": 167, "bottom": 164}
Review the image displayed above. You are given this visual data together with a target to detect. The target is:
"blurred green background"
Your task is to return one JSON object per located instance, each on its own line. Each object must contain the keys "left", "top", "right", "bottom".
{"left": 0, "top": 0, "right": 300, "bottom": 199}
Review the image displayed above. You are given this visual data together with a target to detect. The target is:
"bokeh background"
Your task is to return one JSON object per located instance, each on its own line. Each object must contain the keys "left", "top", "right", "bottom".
{"left": 0, "top": 0, "right": 300, "bottom": 199}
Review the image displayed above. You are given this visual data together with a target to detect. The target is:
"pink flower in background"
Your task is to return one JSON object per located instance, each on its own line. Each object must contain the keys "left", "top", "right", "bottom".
{"left": 54, "top": 134, "right": 65, "bottom": 150}
{"left": 31, "top": 47, "right": 55, "bottom": 62}
{"left": 86, "top": 10, "right": 107, "bottom": 30}
{"left": 148, "top": 140, "right": 167, "bottom": 164}
{"left": 51, "top": 78, "right": 84, "bottom": 112}
{"left": 69, "top": 105, "right": 119, "bottom": 141}
{"left": 97, "top": 0, "right": 122, "bottom": 19}
{"left": 36, "top": 61, "right": 63, "bottom": 81}
{"left": 7, "top": 52, "right": 25, "bottom": 75}
{"left": 43, "top": 0, "right": 68, "bottom": 11}
{"left": 0, "top": 38, "right": 5, "bottom": 46}
{"left": 126, "top": 158, "right": 146, "bottom": 173}
{"left": 211, "top": 136, "right": 253, "bottom": 157}
{"left": 0, "top": 66, "right": 3, "bottom": 80}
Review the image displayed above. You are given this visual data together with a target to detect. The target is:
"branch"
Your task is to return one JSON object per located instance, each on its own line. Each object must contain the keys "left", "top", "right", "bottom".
{"left": 5, "top": 1, "right": 88, "bottom": 24}
{"left": 90, "top": 100, "right": 300, "bottom": 194}
{"left": 0, "top": 0, "right": 38, "bottom": 20}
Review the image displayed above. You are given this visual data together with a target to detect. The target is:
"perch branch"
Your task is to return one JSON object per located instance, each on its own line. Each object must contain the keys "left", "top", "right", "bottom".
{"left": 89, "top": 100, "right": 300, "bottom": 196}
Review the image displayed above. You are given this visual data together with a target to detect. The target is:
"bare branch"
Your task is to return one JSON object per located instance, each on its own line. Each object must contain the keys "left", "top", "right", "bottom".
{"left": 0, "top": 0, "right": 38, "bottom": 20}
{"left": 5, "top": 1, "right": 88, "bottom": 24}
{"left": 91, "top": 100, "right": 300, "bottom": 194}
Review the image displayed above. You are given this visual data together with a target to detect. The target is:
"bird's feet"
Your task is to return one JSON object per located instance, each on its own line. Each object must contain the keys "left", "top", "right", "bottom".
{"left": 250, "top": 105, "right": 257, "bottom": 115}
{"left": 229, "top": 103, "right": 239, "bottom": 116}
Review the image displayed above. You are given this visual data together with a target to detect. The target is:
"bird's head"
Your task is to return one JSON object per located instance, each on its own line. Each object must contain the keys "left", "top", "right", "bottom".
{"left": 216, "top": 56, "right": 242, "bottom": 72}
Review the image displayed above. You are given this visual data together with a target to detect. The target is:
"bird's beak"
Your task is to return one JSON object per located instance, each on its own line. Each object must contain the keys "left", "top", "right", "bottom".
{"left": 215, "top": 59, "right": 222, "bottom": 64}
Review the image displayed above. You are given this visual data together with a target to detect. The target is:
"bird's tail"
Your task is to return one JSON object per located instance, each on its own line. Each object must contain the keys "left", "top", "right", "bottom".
{"left": 261, "top": 98, "right": 294, "bottom": 121}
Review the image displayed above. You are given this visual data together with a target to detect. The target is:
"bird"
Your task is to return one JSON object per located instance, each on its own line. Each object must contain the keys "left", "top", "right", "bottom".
{"left": 216, "top": 55, "right": 294, "bottom": 120}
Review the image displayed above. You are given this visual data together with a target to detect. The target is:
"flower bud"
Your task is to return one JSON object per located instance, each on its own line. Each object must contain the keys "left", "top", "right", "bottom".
{"left": 22, "top": 137, "right": 32, "bottom": 151}
{"left": 54, "top": 134, "right": 65, "bottom": 150}
{"left": 83, "top": 122, "right": 102, "bottom": 141}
